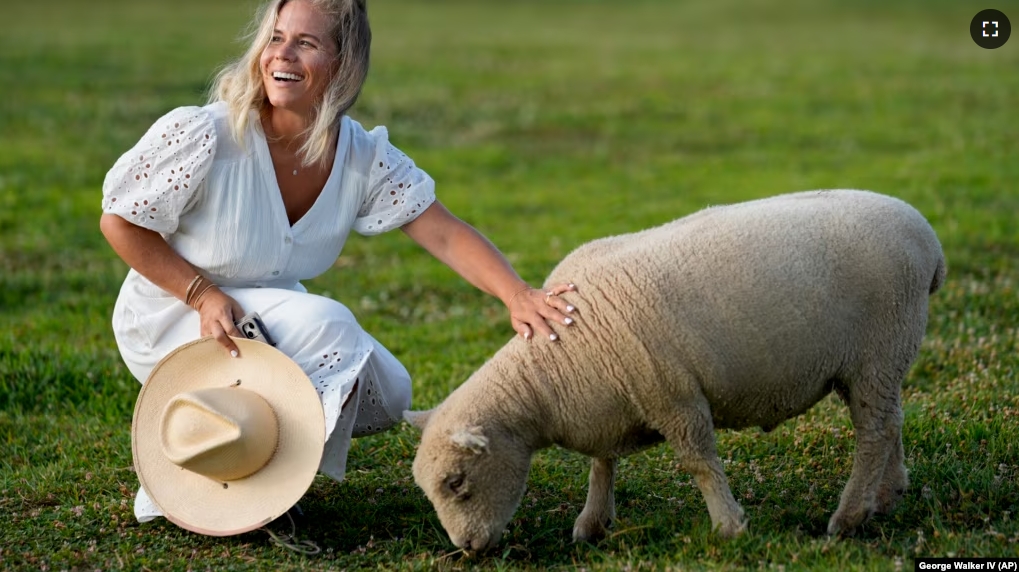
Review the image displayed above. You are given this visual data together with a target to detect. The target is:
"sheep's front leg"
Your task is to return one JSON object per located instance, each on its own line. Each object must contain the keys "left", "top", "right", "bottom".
{"left": 573, "top": 457, "right": 616, "bottom": 542}
{"left": 663, "top": 404, "right": 746, "bottom": 538}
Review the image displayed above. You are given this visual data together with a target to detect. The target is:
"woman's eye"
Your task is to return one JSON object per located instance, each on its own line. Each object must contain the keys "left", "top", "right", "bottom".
{"left": 270, "top": 35, "right": 282, "bottom": 43}
{"left": 300, "top": 40, "right": 315, "bottom": 48}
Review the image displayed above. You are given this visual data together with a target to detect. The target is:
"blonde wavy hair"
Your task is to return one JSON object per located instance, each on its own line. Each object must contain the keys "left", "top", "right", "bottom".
{"left": 209, "top": 0, "right": 370, "bottom": 168}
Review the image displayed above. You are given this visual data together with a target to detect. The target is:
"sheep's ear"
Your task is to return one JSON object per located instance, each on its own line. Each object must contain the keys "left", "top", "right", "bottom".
{"left": 403, "top": 409, "right": 434, "bottom": 430}
{"left": 450, "top": 426, "right": 489, "bottom": 455}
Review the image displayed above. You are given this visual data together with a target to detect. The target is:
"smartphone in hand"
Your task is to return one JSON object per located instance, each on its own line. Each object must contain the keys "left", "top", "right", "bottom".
{"left": 234, "top": 311, "right": 276, "bottom": 347}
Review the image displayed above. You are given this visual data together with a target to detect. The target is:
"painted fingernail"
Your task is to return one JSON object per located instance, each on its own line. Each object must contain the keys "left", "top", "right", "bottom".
{"left": 524, "top": 332, "right": 531, "bottom": 340}
{"left": 564, "top": 317, "right": 574, "bottom": 325}
{"left": 550, "top": 333, "right": 558, "bottom": 341}
{"left": 568, "top": 283, "right": 576, "bottom": 289}
{"left": 231, "top": 350, "right": 238, "bottom": 358}
{"left": 566, "top": 305, "right": 575, "bottom": 313}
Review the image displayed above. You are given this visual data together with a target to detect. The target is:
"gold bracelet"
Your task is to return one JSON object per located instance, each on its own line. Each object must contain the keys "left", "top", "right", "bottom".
{"left": 185, "top": 275, "right": 206, "bottom": 305}
{"left": 184, "top": 274, "right": 204, "bottom": 306}
{"left": 508, "top": 284, "right": 533, "bottom": 305}
{"left": 185, "top": 277, "right": 207, "bottom": 307}
{"left": 190, "top": 282, "right": 217, "bottom": 309}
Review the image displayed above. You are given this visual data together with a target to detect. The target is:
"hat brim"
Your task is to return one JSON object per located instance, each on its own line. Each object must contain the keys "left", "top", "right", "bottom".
{"left": 132, "top": 337, "right": 325, "bottom": 536}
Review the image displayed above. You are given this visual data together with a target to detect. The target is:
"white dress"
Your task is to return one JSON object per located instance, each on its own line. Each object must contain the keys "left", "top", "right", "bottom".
{"left": 101, "top": 102, "right": 436, "bottom": 522}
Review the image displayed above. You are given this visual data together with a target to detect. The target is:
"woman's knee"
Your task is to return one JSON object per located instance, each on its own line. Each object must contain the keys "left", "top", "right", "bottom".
{"left": 261, "top": 294, "right": 364, "bottom": 353}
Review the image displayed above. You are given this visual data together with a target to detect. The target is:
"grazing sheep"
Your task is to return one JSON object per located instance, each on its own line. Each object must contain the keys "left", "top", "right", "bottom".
{"left": 405, "top": 190, "right": 945, "bottom": 552}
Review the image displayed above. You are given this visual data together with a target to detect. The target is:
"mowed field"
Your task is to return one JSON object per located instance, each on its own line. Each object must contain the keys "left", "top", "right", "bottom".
{"left": 1, "top": 0, "right": 1017, "bottom": 570}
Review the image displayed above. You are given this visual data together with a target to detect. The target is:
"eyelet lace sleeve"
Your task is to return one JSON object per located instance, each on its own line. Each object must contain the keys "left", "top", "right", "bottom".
{"left": 353, "top": 126, "right": 436, "bottom": 235}
{"left": 101, "top": 106, "right": 217, "bottom": 234}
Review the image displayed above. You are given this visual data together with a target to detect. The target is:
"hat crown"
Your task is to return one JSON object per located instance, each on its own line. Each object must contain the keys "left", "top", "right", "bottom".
{"left": 160, "top": 386, "right": 280, "bottom": 481}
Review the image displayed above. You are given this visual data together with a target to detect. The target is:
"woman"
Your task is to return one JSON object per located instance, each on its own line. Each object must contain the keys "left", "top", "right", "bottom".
{"left": 100, "top": 0, "right": 576, "bottom": 523}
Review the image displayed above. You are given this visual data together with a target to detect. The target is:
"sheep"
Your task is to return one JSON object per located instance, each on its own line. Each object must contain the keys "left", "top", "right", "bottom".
{"left": 404, "top": 189, "right": 946, "bottom": 552}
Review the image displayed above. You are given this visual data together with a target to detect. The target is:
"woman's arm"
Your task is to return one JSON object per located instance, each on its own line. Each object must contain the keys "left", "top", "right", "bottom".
{"left": 400, "top": 201, "right": 575, "bottom": 341}
{"left": 100, "top": 213, "right": 245, "bottom": 355}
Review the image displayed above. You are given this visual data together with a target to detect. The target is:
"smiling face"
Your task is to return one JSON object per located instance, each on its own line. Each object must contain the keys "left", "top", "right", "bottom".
{"left": 259, "top": 0, "right": 339, "bottom": 117}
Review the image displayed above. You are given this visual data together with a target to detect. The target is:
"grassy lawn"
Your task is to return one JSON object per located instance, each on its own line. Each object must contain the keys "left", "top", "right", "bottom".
{"left": 2, "top": 0, "right": 1017, "bottom": 569}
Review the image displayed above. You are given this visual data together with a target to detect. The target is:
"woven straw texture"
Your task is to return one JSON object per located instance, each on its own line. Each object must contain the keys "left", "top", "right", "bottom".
{"left": 132, "top": 337, "right": 324, "bottom": 536}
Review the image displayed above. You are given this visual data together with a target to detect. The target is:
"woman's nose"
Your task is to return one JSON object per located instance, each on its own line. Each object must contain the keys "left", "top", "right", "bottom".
{"left": 274, "top": 42, "right": 296, "bottom": 61}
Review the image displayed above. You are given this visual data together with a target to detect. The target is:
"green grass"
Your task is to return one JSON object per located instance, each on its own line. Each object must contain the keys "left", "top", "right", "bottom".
{"left": 2, "top": 0, "right": 1018, "bottom": 569}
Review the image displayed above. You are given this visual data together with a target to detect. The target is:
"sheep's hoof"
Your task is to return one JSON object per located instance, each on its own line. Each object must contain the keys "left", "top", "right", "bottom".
{"left": 826, "top": 507, "right": 873, "bottom": 537}
{"left": 572, "top": 515, "right": 612, "bottom": 543}
{"left": 826, "top": 518, "right": 852, "bottom": 537}
{"left": 714, "top": 518, "right": 748, "bottom": 539}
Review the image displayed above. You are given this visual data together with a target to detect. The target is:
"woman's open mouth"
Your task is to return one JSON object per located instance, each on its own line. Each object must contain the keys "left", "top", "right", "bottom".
{"left": 272, "top": 71, "right": 305, "bottom": 83}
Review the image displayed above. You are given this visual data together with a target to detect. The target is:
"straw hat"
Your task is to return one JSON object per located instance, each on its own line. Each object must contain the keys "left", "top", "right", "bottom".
{"left": 132, "top": 337, "right": 325, "bottom": 536}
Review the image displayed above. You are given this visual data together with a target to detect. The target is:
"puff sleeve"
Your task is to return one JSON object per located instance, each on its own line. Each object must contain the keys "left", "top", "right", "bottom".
{"left": 101, "top": 106, "right": 217, "bottom": 235}
{"left": 353, "top": 126, "right": 436, "bottom": 235}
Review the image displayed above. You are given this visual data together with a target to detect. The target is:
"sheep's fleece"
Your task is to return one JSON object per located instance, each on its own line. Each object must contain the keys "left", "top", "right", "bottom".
{"left": 405, "top": 190, "right": 945, "bottom": 551}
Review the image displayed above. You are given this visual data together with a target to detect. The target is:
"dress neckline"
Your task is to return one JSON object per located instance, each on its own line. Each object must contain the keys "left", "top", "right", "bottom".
{"left": 252, "top": 114, "right": 350, "bottom": 231}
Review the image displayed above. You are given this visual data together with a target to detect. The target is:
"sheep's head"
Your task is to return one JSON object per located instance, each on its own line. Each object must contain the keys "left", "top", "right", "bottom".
{"left": 404, "top": 408, "right": 531, "bottom": 552}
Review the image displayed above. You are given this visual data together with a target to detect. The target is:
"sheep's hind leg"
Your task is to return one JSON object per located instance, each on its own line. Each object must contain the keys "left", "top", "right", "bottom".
{"left": 662, "top": 404, "right": 746, "bottom": 538}
{"left": 827, "top": 374, "right": 904, "bottom": 536}
{"left": 573, "top": 457, "right": 617, "bottom": 542}
{"left": 874, "top": 414, "right": 908, "bottom": 514}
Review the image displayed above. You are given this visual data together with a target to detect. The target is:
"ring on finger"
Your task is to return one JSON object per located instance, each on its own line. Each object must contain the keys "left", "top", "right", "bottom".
{"left": 545, "top": 291, "right": 553, "bottom": 305}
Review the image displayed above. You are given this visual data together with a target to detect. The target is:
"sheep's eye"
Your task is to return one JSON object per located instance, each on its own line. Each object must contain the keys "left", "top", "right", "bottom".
{"left": 447, "top": 476, "right": 471, "bottom": 501}
{"left": 446, "top": 475, "right": 464, "bottom": 493}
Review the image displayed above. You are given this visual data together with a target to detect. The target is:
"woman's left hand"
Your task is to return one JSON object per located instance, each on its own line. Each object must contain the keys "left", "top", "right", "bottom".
{"left": 509, "top": 282, "right": 578, "bottom": 341}
{"left": 400, "top": 202, "right": 580, "bottom": 342}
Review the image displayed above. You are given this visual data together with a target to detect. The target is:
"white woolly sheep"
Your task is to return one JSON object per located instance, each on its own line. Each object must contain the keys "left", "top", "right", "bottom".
{"left": 405, "top": 189, "right": 946, "bottom": 552}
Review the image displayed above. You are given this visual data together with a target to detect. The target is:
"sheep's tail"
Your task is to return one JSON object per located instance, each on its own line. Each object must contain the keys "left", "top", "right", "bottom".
{"left": 929, "top": 252, "right": 947, "bottom": 294}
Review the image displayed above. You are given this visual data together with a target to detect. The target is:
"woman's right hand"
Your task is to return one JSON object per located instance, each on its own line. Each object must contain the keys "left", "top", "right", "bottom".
{"left": 193, "top": 287, "right": 246, "bottom": 356}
